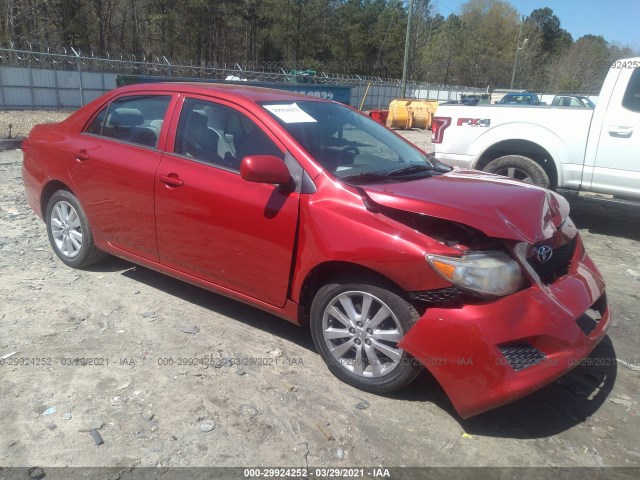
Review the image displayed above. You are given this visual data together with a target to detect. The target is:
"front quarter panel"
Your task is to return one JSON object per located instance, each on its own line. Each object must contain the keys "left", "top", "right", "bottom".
{"left": 290, "top": 173, "right": 458, "bottom": 302}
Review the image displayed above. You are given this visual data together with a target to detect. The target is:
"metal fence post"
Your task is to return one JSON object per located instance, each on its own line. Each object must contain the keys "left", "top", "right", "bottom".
{"left": 53, "top": 63, "right": 61, "bottom": 108}
{"left": 28, "top": 60, "right": 36, "bottom": 107}
{"left": 163, "top": 56, "right": 172, "bottom": 78}
{"left": 70, "top": 47, "right": 85, "bottom": 106}
{"left": 0, "top": 63, "right": 6, "bottom": 108}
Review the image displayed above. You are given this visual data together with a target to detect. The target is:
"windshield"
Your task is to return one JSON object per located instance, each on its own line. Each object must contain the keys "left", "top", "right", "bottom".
{"left": 581, "top": 97, "right": 596, "bottom": 108}
{"left": 260, "top": 101, "right": 435, "bottom": 180}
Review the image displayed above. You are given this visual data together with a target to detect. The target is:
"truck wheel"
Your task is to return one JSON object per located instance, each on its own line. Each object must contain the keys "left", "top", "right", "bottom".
{"left": 310, "top": 281, "right": 422, "bottom": 393}
{"left": 45, "top": 190, "right": 106, "bottom": 268}
{"left": 484, "top": 155, "right": 550, "bottom": 189}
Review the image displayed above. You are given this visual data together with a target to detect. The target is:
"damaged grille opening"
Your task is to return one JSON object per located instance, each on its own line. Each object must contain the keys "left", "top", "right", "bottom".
{"left": 576, "top": 293, "right": 607, "bottom": 336}
{"left": 498, "top": 342, "right": 546, "bottom": 371}
{"left": 528, "top": 237, "right": 576, "bottom": 284}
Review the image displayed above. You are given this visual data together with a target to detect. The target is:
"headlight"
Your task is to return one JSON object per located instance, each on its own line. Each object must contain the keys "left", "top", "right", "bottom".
{"left": 426, "top": 251, "right": 523, "bottom": 297}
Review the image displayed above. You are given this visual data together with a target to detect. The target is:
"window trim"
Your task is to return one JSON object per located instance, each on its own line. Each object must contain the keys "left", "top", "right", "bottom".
{"left": 80, "top": 92, "right": 177, "bottom": 151}
{"left": 166, "top": 94, "right": 288, "bottom": 172}
{"left": 622, "top": 68, "right": 640, "bottom": 113}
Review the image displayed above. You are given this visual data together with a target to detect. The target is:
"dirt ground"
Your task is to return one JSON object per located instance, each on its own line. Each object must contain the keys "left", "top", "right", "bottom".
{"left": 1, "top": 122, "right": 640, "bottom": 471}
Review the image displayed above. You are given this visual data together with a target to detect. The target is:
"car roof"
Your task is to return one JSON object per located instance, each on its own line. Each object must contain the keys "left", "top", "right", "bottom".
{"left": 556, "top": 94, "right": 587, "bottom": 99}
{"left": 114, "top": 82, "right": 325, "bottom": 105}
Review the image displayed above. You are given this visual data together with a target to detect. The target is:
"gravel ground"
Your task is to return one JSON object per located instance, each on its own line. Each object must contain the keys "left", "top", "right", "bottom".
{"left": 0, "top": 111, "right": 71, "bottom": 139}
{"left": 1, "top": 112, "right": 640, "bottom": 472}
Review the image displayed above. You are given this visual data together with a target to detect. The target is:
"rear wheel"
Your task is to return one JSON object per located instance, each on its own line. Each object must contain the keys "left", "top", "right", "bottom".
{"left": 484, "top": 154, "right": 550, "bottom": 189}
{"left": 310, "top": 281, "right": 422, "bottom": 393}
{"left": 45, "top": 190, "right": 106, "bottom": 268}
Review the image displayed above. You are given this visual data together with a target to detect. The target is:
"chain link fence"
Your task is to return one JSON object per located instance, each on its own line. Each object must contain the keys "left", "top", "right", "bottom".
{"left": 0, "top": 47, "right": 485, "bottom": 111}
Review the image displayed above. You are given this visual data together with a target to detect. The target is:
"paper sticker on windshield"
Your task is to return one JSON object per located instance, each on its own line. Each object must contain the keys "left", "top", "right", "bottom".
{"left": 264, "top": 103, "right": 317, "bottom": 123}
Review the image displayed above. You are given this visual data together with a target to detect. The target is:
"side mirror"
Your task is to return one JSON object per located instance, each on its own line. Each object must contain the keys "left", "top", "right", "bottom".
{"left": 240, "top": 155, "right": 291, "bottom": 185}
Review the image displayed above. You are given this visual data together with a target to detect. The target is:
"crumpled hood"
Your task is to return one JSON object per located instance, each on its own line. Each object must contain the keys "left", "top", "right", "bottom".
{"left": 362, "top": 169, "right": 569, "bottom": 244}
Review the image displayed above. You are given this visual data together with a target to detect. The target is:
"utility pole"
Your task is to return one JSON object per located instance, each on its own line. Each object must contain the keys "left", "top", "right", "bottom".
{"left": 510, "top": 16, "right": 524, "bottom": 89}
{"left": 401, "top": 0, "right": 415, "bottom": 99}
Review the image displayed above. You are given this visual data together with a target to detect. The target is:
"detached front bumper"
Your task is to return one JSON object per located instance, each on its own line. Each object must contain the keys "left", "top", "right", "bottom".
{"left": 398, "top": 235, "right": 610, "bottom": 418}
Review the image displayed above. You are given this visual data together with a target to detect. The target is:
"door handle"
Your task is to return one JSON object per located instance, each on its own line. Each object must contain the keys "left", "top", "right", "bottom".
{"left": 75, "top": 150, "right": 90, "bottom": 161}
{"left": 608, "top": 125, "right": 633, "bottom": 138}
{"left": 158, "top": 173, "right": 184, "bottom": 187}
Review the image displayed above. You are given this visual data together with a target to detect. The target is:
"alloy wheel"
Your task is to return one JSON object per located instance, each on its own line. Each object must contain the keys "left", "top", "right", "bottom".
{"left": 322, "top": 290, "right": 404, "bottom": 378}
{"left": 50, "top": 200, "right": 83, "bottom": 258}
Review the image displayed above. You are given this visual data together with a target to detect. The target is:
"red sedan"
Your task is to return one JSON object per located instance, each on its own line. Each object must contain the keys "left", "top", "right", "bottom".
{"left": 22, "top": 83, "right": 610, "bottom": 418}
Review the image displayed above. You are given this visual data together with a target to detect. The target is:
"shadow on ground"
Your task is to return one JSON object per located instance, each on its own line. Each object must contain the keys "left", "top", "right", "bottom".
{"left": 567, "top": 195, "right": 640, "bottom": 242}
{"left": 393, "top": 334, "right": 617, "bottom": 439}
{"left": 92, "top": 256, "right": 317, "bottom": 353}
{"left": 92, "top": 254, "right": 616, "bottom": 440}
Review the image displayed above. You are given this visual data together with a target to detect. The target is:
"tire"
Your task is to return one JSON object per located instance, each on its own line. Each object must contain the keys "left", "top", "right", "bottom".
{"left": 483, "top": 154, "right": 550, "bottom": 189}
{"left": 310, "top": 281, "right": 422, "bottom": 393}
{"left": 45, "top": 190, "right": 106, "bottom": 268}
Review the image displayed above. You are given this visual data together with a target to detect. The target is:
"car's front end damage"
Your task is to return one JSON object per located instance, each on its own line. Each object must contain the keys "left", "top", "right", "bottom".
{"left": 361, "top": 169, "right": 611, "bottom": 418}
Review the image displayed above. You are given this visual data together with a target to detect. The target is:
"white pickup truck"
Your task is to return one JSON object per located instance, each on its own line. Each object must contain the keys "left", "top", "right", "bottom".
{"left": 431, "top": 57, "right": 640, "bottom": 202}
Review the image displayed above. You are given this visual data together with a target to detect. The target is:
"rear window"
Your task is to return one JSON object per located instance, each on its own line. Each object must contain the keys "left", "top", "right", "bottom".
{"left": 84, "top": 95, "right": 171, "bottom": 148}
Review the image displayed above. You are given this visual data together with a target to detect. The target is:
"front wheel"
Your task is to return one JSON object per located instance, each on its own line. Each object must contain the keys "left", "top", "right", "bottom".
{"left": 310, "top": 282, "right": 422, "bottom": 393}
{"left": 483, "top": 154, "right": 550, "bottom": 189}
{"left": 45, "top": 190, "right": 106, "bottom": 268}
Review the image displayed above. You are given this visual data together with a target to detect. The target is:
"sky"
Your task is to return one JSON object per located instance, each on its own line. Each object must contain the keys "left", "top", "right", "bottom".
{"left": 434, "top": 0, "right": 640, "bottom": 50}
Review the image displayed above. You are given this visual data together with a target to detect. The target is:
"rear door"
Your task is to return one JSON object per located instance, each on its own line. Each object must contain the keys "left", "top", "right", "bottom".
{"left": 586, "top": 66, "right": 640, "bottom": 199}
{"left": 154, "top": 95, "right": 300, "bottom": 307}
{"left": 68, "top": 93, "right": 176, "bottom": 260}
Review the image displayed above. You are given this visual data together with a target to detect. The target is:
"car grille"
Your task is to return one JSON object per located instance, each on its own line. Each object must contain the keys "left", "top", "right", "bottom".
{"left": 528, "top": 238, "right": 576, "bottom": 284}
{"left": 498, "top": 342, "right": 546, "bottom": 371}
{"left": 410, "top": 287, "right": 460, "bottom": 305}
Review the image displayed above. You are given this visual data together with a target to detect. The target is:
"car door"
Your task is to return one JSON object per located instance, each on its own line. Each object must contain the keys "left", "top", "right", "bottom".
{"left": 154, "top": 96, "right": 300, "bottom": 307}
{"left": 587, "top": 67, "right": 640, "bottom": 199}
{"left": 68, "top": 93, "right": 176, "bottom": 261}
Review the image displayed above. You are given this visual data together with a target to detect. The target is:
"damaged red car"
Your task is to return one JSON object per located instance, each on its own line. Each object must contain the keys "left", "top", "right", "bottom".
{"left": 22, "top": 83, "right": 610, "bottom": 418}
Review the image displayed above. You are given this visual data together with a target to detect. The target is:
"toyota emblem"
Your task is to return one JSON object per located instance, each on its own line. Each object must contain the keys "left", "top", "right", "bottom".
{"left": 535, "top": 245, "right": 553, "bottom": 264}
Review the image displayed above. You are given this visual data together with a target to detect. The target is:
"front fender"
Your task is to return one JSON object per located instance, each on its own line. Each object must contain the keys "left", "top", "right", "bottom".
{"left": 290, "top": 173, "right": 458, "bottom": 302}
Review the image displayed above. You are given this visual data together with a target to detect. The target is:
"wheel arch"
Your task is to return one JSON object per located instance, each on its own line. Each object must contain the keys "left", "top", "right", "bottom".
{"left": 475, "top": 139, "right": 559, "bottom": 189}
{"left": 40, "top": 180, "right": 75, "bottom": 217}
{"left": 296, "top": 261, "right": 408, "bottom": 327}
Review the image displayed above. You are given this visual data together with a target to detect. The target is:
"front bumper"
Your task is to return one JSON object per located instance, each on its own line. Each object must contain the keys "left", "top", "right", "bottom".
{"left": 398, "top": 235, "right": 610, "bottom": 418}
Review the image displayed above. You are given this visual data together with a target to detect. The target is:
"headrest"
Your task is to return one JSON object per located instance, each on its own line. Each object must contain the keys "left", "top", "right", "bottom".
{"left": 110, "top": 108, "right": 144, "bottom": 127}
{"left": 190, "top": 110, "right": 209, "bottom": 128}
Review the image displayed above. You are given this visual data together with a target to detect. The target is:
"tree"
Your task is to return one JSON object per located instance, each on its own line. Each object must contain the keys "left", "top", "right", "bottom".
{"left": 527, "top": 7, "right": 571, "bottom": 55}
{"left": 458, "top": 0, "right": 519, "bottom": 87}
{"left": 0, "top": 0, "right": 636, "bottom": 91}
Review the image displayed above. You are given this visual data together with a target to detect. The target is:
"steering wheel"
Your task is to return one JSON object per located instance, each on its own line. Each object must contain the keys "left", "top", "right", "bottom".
{"left": 340, "top": 145, "right": 360, "bottom": 166}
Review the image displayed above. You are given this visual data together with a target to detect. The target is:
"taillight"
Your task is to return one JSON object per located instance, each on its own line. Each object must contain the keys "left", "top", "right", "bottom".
{"left": 431, "top": 116, "right": 451, "bottom": 144}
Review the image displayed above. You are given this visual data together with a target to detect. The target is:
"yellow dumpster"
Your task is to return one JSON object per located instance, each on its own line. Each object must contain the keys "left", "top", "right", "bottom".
{"left": 386, "top": 99, "right": 439, "bottom": 130}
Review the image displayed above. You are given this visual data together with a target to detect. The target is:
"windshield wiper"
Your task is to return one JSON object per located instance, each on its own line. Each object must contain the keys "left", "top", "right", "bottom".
{"left": 339, "top": 172, "right": 387, "bottom": 182}
{"left": 340, "top": 162, "right": 451, "bottom": 184}
{"left": 383, "top": 164, "right": 437, "bottom": 177}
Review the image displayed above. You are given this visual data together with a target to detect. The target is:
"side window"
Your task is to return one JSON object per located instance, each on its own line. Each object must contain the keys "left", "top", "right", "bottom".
{"left": 84, "top": 95, "right": 171, "bottom": 148}
{"left": 622, "top": 68, "right": 640, "bottom": 113}
{"left": 175, "top": 98, "right": 284, "bottom": 170}
{"left": 86, "top": 106, "right": 107, "bottom": 135}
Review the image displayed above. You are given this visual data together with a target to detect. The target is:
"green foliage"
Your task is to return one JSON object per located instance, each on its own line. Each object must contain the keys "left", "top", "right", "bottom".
{"left": 0, "top": 0, "right": 637, "bottom": 91}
